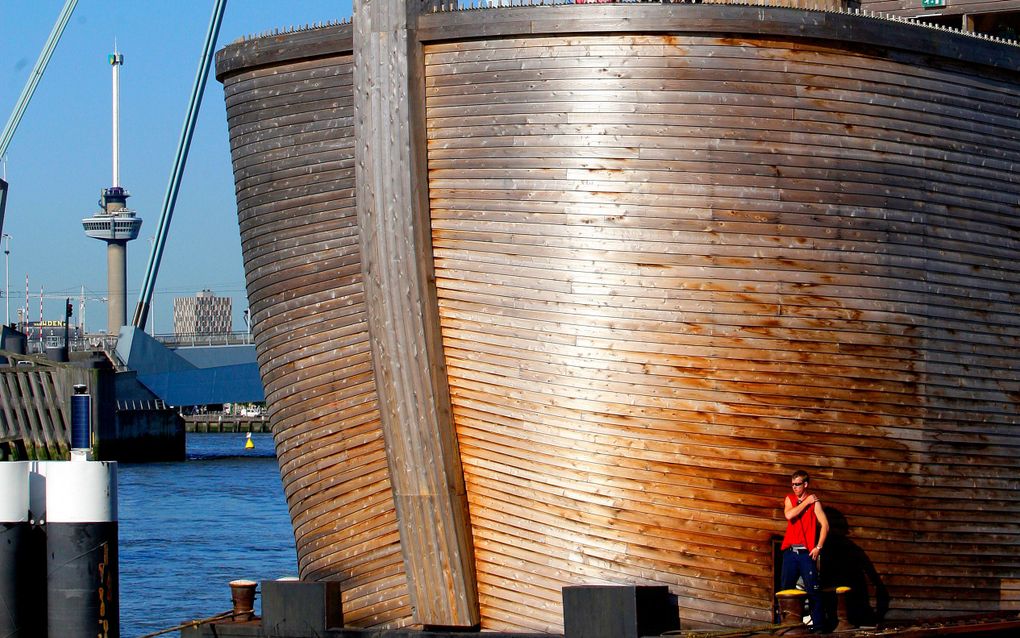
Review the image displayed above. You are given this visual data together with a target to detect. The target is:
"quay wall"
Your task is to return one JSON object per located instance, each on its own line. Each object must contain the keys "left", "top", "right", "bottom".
{"left": 216, "top": 3, "right": 1020, "bottom": 632}
{"left": 184, "top": 415, "right": 271, "bottom": 433}
{"left": 0, "top": 362, "right": 85, "bottom": 459}
{"left": 0, "top": 360, "right": 184, "bottom": 461}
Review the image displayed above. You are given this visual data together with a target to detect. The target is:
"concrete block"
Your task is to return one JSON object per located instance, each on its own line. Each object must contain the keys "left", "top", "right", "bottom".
{"left": 563, "top": 585, "right": 680, "bottom": 638}
{"left": 261, "top": 580, "right": 343, "bottom": 637}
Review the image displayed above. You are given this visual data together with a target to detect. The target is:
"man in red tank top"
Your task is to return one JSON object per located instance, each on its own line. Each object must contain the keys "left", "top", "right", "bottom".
{"left": 780, "top": 470, "right": 830, "bottom": 632}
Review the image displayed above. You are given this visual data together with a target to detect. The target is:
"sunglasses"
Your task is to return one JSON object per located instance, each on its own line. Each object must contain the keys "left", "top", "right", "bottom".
{"left": 791, "top": 482, "right": 807, "bottom": 487}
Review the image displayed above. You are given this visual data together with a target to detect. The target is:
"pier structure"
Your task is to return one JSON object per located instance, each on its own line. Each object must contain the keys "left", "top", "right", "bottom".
{"left": 0, "top": 320, "right": 264, "bottom": 462}
{"left": 183, "top": 414, "right": 270, "bottom": 433}
{"left": 216, "top": 1, "right": 1020, "bottom": 633}
{"left": 82, "top": 50, "right": 142, "bottom": 336}
{"left": 0, "top": 354, "right": 182, "bottom": 461}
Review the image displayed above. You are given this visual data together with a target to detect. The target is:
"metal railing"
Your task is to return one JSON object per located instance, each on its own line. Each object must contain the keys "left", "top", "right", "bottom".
{"left": 22, "top": 330, "right": 255, "bottom": 354}
{"left": 153, "top": 331, "right": 254, "bottom": 348}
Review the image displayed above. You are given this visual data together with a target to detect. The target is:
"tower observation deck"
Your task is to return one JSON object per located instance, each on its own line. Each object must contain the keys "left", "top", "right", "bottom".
{"left": 82, "top": 187, "right": 142, "bottom": 242}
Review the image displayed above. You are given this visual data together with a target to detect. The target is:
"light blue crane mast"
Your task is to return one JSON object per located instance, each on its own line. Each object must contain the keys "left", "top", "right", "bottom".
{"left": 0, "top": 0, "right": 79, "bottom": 240}
{"left": 131, "top": 0, "right": 228, "bottom": 331}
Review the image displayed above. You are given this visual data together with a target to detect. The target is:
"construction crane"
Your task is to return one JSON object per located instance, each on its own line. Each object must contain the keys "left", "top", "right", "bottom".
{"left": 1, "top": 0, "right": 227, "bottom": 334}
{"left": 21, "top": 288, "right": 106, "bottom": 335}
{"left": 0, "top": 0, "right": 79, "bottom": 239}
{"left": 131, "top": 0, "right": 227, "bottom": 331}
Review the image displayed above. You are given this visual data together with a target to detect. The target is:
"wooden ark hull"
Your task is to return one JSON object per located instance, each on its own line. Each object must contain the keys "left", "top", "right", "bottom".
{"left": 215, "top": 4, "right": 1020, "bottom": 632}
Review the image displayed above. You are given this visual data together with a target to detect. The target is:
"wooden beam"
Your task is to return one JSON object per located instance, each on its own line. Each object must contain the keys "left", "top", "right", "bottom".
{"left": 353, "top": 0, "right": 479, "bottom": 628}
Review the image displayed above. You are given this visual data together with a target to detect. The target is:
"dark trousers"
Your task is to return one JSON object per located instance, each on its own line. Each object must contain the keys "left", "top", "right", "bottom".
{"left": 782, "top": 548, "right": 825, "bottom": 629}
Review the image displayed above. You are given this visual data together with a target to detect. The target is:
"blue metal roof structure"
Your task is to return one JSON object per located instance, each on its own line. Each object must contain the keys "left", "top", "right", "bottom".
{"left": 116, "top": 326, "right": 263, "bottom": 406}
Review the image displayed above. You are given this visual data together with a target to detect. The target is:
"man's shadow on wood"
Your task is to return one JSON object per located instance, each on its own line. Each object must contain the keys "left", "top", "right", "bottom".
{"left": 821, "top": 506, "right": 889, "bottom": 626}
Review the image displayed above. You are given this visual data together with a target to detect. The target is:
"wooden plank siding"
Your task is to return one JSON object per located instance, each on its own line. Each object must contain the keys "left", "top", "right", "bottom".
{"left": 217, "top": 26, "right": 415, "bottom": 629}
{"left": 422, "top": 11, "right": 1020, "bottom": 634}
{"left": 216, "top": 3, "right": 1020, "bottom": 634}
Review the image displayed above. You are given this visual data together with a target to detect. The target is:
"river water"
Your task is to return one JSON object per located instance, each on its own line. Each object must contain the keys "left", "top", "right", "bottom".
{"left": 118, "top": 433, "right": 296, "bottom": 637}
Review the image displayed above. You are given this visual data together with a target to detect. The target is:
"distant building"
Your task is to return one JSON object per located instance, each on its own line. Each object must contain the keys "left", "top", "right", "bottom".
{"left": 25, "top": 320, "right": 82, "bottom": 354}
{"left": 173, "top": 290, "right": 232, "bottom": 336}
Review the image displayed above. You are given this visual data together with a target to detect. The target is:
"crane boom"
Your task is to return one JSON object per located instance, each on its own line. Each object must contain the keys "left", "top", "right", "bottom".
{"left": 132, "top": 0, "right": 227, "bottom": 330}
{"left": 0, "top": 0, "right": 79, "bottom": 239}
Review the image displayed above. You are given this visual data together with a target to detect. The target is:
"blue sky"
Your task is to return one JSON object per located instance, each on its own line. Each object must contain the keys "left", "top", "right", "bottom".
{"left": 1, "top": 1, "right": 354, "bottom": 334}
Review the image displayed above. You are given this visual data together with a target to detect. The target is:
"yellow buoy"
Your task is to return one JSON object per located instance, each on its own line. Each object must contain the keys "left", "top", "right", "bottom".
{"left": 245, "top": 431, "right": 254, "bottom": 450}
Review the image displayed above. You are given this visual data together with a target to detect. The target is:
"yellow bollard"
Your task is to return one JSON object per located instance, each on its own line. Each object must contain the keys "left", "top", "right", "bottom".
{"left": 834, "top": 586, "right": 853, "bottom": 631}
{"left": 776, "top": 589, "right": 809, "bottom": 634}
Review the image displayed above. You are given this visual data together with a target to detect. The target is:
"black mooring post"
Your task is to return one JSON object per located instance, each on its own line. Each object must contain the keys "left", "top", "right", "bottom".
{"left": 45, "top": 461, "right": 119, "bottom": 638}
{"left": 0, "top": 462, "right": 39, "bottom": 638}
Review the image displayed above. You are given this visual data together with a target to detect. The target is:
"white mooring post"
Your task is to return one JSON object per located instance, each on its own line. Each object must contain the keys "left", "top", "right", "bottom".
{"left": 0, "top": 462, "right": 34, "bottom": 637}
{"left": 45, "top": 460, "right": 119, "bottom": 638}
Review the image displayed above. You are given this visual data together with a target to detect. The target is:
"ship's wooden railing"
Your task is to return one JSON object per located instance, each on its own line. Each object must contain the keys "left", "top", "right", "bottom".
{"left": 435, "top": 0, "right": 856, "bottom": 11}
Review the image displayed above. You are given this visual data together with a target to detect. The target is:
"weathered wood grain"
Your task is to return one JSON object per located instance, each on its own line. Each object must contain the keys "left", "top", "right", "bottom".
{"left": 353, "top": 0, "right": 479, "bottom": 627}
{"left": 216, "top": 2, "right": 1020, "bottom": 633}
{"left": 424, "top": 17, "right": 1020, "bottom": 634}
